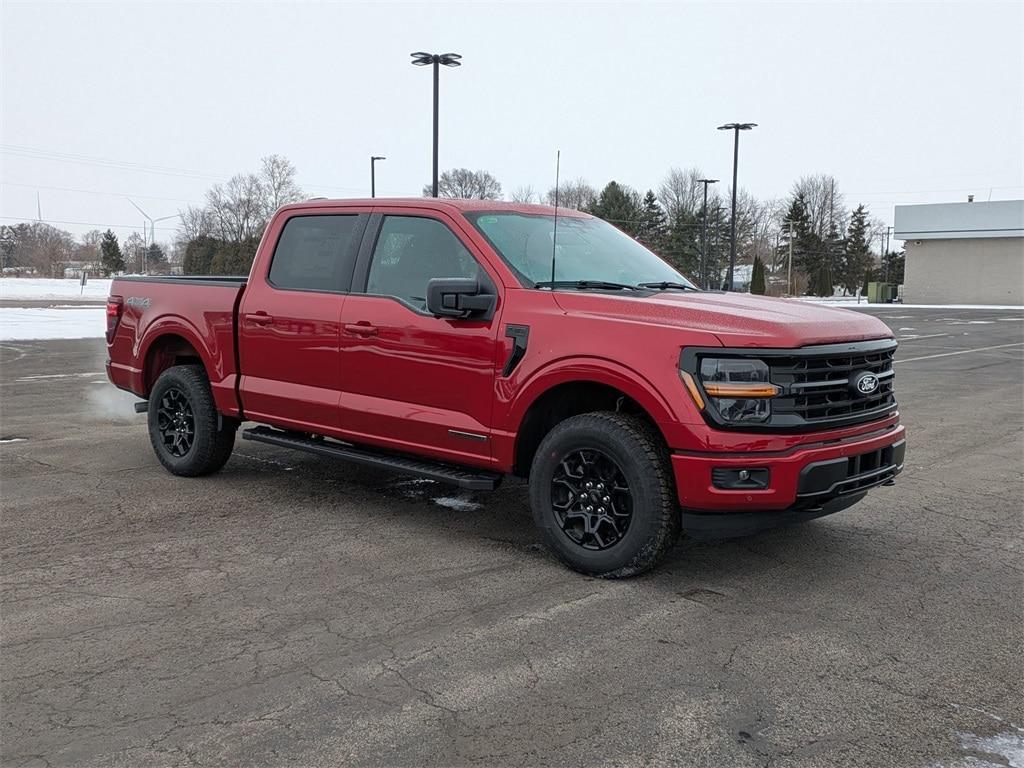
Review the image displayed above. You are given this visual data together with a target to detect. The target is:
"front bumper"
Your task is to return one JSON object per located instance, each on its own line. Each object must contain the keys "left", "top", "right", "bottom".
{"left": 671, "top": 423, "right": 906, "bottom": 514}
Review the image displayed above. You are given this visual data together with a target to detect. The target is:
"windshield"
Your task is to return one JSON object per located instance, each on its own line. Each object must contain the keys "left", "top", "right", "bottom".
{"left": 465, "top": 212, "right": 694, "bottom": 289}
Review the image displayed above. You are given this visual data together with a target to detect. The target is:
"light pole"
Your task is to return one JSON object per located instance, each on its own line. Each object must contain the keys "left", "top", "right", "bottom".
{"left": 410, "top": 51, "right": 462, "bottom": 197}
{"left": 697, "top": 178, "right": 718, "bottom": 288}
{"left": 717, "top": 122, "right": 757, "bottom": 291}
{"left": 370, "top": 156, "right": 386, "bottom": 198}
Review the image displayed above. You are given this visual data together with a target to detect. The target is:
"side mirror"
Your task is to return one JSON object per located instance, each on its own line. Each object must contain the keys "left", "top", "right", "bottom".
{"left": 426, "top": 278, "right": 495, "bottom": 319}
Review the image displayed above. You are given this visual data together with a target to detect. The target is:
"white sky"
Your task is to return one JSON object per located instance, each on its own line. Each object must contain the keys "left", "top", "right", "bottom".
{"left": 2, "top": 0, "right": 1022, "bottom": 243}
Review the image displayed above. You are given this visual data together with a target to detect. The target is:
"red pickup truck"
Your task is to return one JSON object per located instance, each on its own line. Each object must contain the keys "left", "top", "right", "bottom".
{"left": 106, "top": 198, "right": 905, "bottom": 577}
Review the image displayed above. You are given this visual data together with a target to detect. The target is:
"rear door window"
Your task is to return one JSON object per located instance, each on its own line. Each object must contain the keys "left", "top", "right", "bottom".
{"left": 268, "top": 215, "right": 362, "bottom": 292}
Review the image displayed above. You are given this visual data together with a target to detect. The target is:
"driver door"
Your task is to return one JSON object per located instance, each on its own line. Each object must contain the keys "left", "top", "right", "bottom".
{"left": 336, "top": 211, "right": 503, "bottom": 466}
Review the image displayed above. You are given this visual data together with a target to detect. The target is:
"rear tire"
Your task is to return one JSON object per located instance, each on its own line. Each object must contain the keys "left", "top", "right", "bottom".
{"left": 529, "top": 411, "right": 680, "bottom": 578}
{"left": 148, "top": 364, "right": 237, "bottom": 477}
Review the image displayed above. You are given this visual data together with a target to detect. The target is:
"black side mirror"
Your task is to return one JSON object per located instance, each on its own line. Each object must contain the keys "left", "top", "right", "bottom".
{"left": 426, "top": 277, "right": 495, "bottom": 319}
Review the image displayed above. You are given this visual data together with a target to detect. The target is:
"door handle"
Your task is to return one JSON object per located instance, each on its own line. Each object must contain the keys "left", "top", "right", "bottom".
{"left": 343, "top": 322, "right": 378, "bottom": 337}
{"left": 244, "top": 311, "right": 274, "bottom": 326}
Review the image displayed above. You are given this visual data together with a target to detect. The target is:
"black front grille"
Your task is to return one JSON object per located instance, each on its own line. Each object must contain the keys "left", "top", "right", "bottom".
{"left": 768, "top": 343, "right": 896, "bottom": 428}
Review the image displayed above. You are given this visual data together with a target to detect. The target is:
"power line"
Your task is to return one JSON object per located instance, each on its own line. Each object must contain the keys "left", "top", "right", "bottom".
{"left": 0, "top": 181, "right": 202, "bottom": 205}
{"left": 0, "top": 215, "right": 178, "bottom": 232}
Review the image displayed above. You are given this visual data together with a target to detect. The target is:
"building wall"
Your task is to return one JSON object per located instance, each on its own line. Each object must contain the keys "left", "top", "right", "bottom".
{"left": 903, "top": 237, "right": 1024, "bottom": 305}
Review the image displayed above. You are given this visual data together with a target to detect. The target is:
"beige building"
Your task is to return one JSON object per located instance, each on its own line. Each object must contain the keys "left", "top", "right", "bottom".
{"left": 895, "top": 200, "right": 1024, "bottom": 305}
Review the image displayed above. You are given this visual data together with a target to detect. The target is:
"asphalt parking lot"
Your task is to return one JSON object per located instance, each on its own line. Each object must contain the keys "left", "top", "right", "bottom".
{"left": 2, "top": 306, "right": 1022, "bottom": 768}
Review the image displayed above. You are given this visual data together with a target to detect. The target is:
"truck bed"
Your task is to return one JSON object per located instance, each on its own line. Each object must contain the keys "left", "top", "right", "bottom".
{"left": 107, "top": 275, "right": 249, "bottom": 416}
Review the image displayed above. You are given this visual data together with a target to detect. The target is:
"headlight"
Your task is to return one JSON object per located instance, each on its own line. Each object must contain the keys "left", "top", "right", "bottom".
{"left": 682, "top": 357, "right": 780, "bottom": 424}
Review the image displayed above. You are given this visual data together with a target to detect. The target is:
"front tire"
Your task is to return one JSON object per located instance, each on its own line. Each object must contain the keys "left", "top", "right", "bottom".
{"left": 148, "top": 364, "right": 237, "bottom": 477}
{"left": 529, "top": 412, "right": 680, "bottom": 578}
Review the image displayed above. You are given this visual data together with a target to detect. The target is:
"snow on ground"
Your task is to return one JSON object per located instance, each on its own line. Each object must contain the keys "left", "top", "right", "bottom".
{"left": 0, "top": 277, "right": 114, "bottom": 301}
{"left": 0, "top": 306, "right": 105, "bottom": 341}
{"left": 794, "top": 297, "right": 1024, "bottom": 310}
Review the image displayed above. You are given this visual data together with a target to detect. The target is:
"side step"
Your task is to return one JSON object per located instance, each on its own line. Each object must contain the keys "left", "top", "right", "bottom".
{"left": 241, "top": 426, "right": 503, "bottom": 491}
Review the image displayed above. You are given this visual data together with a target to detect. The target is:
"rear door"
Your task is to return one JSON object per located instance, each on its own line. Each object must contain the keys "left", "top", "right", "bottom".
{"left": 336, "top": 209, "right": 503, "bottom": 465}
{"left": 238, "top": 210, "right": 367, "bottom": 431}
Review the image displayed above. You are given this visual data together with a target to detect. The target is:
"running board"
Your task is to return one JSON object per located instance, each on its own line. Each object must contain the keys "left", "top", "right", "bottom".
{"left": 241, "top": 427, "right": 502, "bottom": 491}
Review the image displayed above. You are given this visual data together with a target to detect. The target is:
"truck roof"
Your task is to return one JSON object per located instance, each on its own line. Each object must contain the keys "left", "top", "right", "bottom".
{"left": 278, "top": 198, "right": 592, "bottom": 217}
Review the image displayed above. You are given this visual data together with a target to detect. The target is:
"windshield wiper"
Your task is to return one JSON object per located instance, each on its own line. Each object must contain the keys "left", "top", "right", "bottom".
{"left": 533, "top": 280, "right": 640, "bottom": 291}
{"left": 637, "top": 281, "right": 701, "bottom": 292}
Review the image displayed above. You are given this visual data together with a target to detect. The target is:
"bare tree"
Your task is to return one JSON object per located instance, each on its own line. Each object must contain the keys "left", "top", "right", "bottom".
{"left": 2, "top": 222, "right": 75, "bottom": 276}
{"left": 791, "top": 174, "right": 845, "bottom": 239}
{"left": 259, "top": 154, "right": 304, "bottom": 214}
{"left": 511, "top": 185, "right": 537, "bottom": 204}
{"left": 545, "top": 177, "right": 598, "bottom": 211}
{"left": 123, "top": 231, "right": 147, "bottom": 273}
{"left": 205, "top": 173, "right": 266, "bottom": 242}
{"left": 425, "top": 168, "right": 502, "bottom": 200}
{"left": 659, "top": 167, "right": 706, "bottom": 225}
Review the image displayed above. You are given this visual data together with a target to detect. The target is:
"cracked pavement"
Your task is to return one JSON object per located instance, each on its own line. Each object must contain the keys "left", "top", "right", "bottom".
{"left": 1, "top": 307, "right": 1022, "bottom": 767}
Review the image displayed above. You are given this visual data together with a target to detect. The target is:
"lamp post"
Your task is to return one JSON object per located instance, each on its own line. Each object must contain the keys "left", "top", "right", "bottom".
{"left": 410, "top": 51, "right": 462, "bottom": 198}
{"left": 716, "top": 122, "right": 757, "bottom": 291}
{"left": 697, "top": 178, "right": 719, "bottom": 288}
{"left": 370, "top": 156, "right": 386, "bottom": 198}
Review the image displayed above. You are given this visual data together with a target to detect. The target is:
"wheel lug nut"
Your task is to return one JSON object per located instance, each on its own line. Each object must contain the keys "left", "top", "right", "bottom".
{"left": 586, "top": 505, "right": 593, "bottom": 512}
{"left": 585, "top": 482, "right": 593, "bottom": 489}
{"left": 603, "top": 495, "right": 611, "bottom": 503}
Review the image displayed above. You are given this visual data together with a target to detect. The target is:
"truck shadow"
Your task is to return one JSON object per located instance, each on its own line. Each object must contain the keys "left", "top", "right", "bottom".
{"left": 226, "top": 445, "right": 875, "bottom": 588}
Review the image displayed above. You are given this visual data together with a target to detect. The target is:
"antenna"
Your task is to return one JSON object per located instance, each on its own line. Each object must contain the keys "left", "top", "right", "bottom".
{"left": 550, "top": 149, "right": 561, "bottom": 285}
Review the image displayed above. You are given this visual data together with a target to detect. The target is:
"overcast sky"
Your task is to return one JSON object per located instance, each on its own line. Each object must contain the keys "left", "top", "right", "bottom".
{"left": 2, "top": 0, "right": 1022, "bottom": 243}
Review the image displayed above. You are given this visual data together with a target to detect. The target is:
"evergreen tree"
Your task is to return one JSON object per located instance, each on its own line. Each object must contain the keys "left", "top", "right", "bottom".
{"left": 99, "top": 229, "right": 125, "bottom": 276}
{"left": 839, "top": 204, "right": 874, "bottom": 295}
{"left": 750, "top": 256, "right": 766, "bottom": 294}
{"left": 146, "top": 243, "right": 168, "bottom": 266}
{"left": 663, "top": 213, "right": 701, "bottom": 281}
{"left": 183, "top": 235, "right": 218, "bottom": 275}
{"left": 589, "top": 181, "right": 643, "bottom": 237}
{"left": 637, "top": 190, "right": 668, "bottom": 253}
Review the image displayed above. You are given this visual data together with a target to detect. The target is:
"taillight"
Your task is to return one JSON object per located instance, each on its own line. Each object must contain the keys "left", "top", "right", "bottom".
{"left": 106, "top": 296, "right": 123, "bottom": 343}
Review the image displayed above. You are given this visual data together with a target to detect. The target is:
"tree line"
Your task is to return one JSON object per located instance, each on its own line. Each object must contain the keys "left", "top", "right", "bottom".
{"left": 1, "top": 156, "right": 904, "bottom": 294}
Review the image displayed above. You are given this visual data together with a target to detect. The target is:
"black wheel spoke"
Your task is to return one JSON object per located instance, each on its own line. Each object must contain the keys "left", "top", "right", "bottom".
{"left": 551, "top": 447, "right": 632, "bottom": 552}
{"left": 156, "top": 386, "right": 196, "bottom": 458}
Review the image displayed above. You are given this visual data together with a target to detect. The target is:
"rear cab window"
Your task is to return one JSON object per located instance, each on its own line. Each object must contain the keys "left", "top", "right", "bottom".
{"left": 268, "top": 215, "right": 363, "bottom": 292}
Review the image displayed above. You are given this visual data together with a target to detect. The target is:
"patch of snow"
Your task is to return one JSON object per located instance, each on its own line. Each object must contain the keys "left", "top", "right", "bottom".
{"left": 433, "top": 495, "right": 483, "bottom": 512}
{"left": 0, "top": 437, "right": 27, "bottom": 444}
{"left": 0, "top": 306, "right": 105, "bottom": 340}
{"left": 1, "top": 277, "right": 114, "bottom": 301}
{"left": 957, "top": 732, "right": 1024, "bottom": 768}
{"left": 794, "top": 298, "right": 1024, "bottom": 310}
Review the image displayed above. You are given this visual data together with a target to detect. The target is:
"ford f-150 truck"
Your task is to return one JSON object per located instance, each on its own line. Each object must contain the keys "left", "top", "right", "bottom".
{"left": 106, "top": 198, "right": 905, "bottom": 577}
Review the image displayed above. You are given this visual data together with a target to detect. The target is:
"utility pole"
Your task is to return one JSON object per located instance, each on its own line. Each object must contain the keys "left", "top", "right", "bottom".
{"left": 697, "top": 179, "right": 718, "bottom": 288}
{"left": 788, "top": 219, "right": 794, "bottom": 296}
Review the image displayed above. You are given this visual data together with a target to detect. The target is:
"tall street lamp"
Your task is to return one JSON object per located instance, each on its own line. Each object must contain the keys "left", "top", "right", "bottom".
{"left": 410, "top": 51, "right": 462, "bottom": 198}
{"left": 697, "top": 178, "right": 718, "bottom": 288}
{"left": 717, "top": 122, "right": 757, "bottom": 291}
{"left": 370, "top": 156, "right": 386, "bottom": 198}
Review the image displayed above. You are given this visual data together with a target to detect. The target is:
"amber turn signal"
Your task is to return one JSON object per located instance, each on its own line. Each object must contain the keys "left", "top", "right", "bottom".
{"left": 679, "top": 371, "right": 706, "bottom": 409}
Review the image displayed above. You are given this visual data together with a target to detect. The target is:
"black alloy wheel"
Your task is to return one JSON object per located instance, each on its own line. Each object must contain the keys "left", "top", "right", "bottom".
{"left": 551, "top": 448, "right": 633, "bottom": 550}
{"left": 156, "top": 387, "right": 195, "bottom": 457}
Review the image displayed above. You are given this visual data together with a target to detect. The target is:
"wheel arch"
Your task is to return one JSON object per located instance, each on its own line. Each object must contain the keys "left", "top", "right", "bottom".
{"left": 509, "top": 360, "right": 677, "bottom": 477}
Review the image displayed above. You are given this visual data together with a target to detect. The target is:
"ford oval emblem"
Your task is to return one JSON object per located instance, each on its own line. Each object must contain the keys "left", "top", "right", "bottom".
{"left": 852, "top": 371, "right": 880, "bottom": 396}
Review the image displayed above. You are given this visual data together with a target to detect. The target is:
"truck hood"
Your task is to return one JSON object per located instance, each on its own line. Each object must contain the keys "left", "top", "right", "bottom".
{"left": 552, "top": 290, "right": 893, "bottom": 348}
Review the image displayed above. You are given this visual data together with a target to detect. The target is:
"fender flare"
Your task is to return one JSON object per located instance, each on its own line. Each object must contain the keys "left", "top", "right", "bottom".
{"left": 505, "top": 356, "right": 685, "bottom": 435}
{"left": 135, "top": 315, "right": 220, "bottom": 392}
